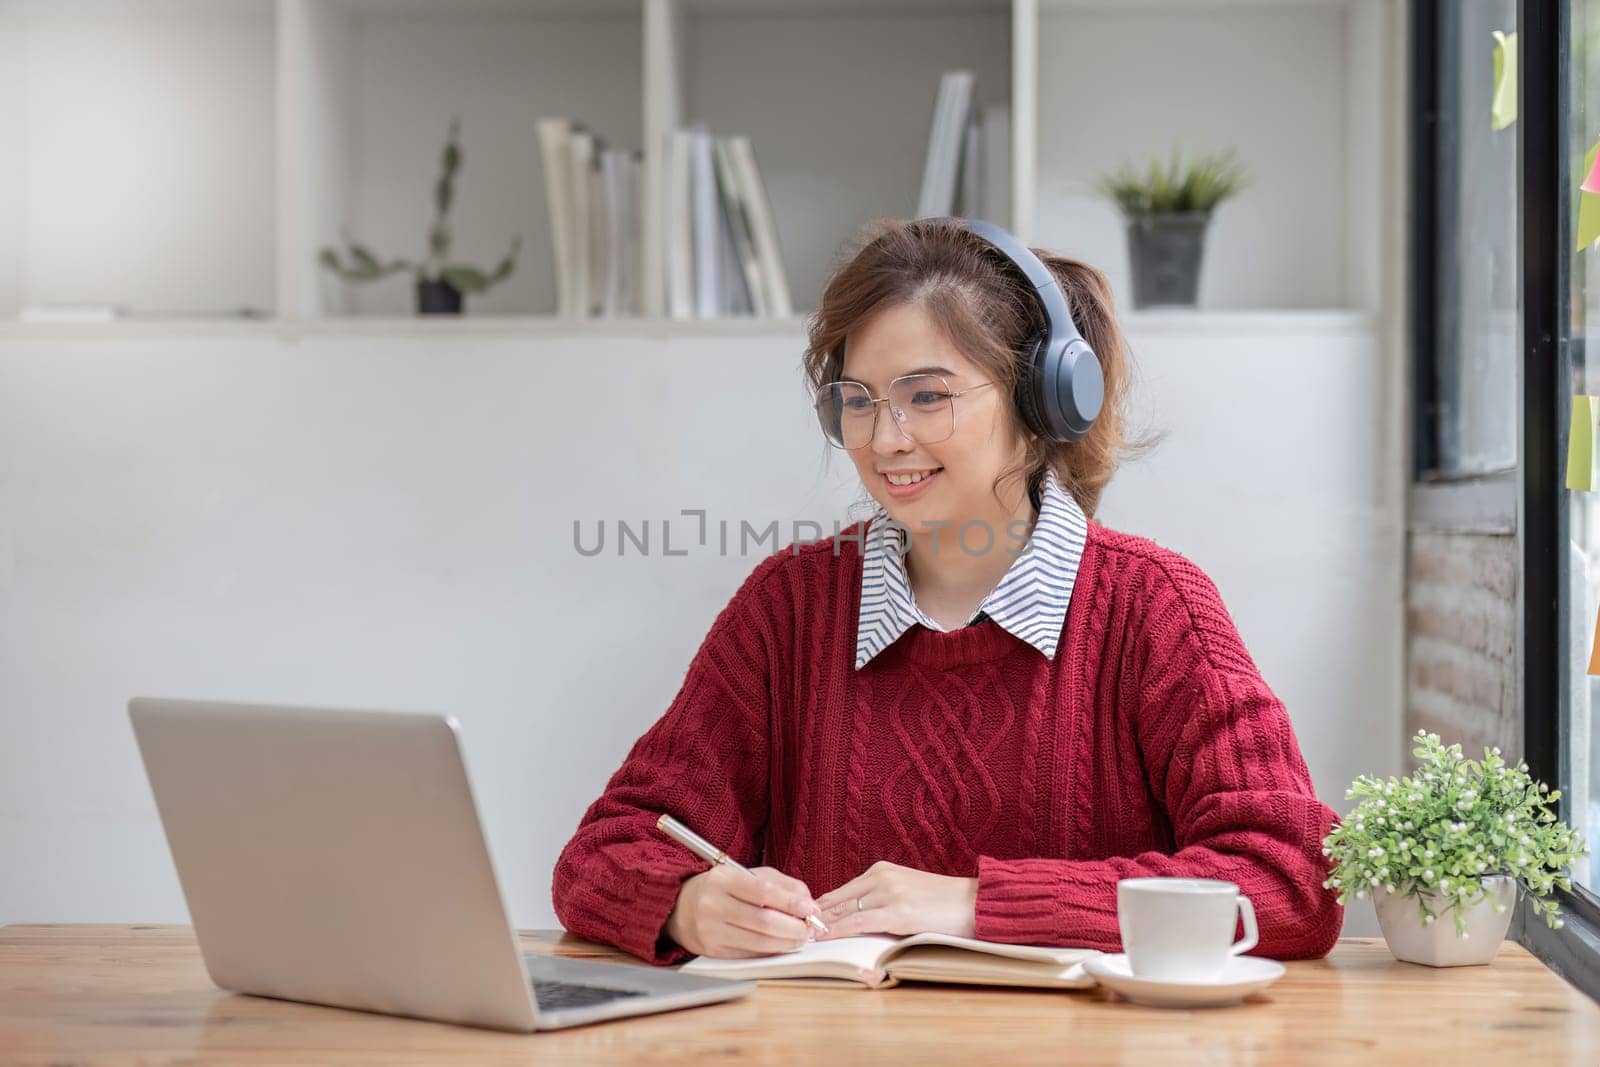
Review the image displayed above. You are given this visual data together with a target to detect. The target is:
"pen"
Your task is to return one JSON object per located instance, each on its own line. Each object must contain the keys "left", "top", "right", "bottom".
{"left": 654, "top": 813, "right": 829, "bottom": 935}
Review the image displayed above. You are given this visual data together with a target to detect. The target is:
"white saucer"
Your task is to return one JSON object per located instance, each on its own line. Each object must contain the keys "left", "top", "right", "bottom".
{"left": 1083, "top": 954, "right": 1286, "bottom": 1008}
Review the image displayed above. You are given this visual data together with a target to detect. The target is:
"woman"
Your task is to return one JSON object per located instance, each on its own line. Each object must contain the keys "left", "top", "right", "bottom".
{"left": 551, "top": 217, "right": 1342, "bottom": 965}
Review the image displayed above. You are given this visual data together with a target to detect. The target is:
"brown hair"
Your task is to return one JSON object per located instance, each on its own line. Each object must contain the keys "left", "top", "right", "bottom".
{"left": 802, "top": 216, "right": 1148, "bottom": 520}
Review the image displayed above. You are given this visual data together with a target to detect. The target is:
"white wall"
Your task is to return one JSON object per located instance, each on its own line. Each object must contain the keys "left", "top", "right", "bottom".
{"left": 0, "top": 320, "right": 1396, "bottom": 937}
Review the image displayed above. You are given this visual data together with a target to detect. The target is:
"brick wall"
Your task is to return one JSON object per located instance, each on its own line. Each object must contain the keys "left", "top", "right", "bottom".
{"left": 1406, "top": 530, "right": 1520, "bottom": 756}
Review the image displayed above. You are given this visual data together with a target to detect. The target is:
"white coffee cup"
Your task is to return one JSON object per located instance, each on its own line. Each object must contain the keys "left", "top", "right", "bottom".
{"left": 1116, "top": 877, "right": 1258, "bottom": 982}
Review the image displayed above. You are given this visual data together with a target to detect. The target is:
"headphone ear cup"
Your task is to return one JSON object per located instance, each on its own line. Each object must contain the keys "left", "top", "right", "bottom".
{"left": 1058, "top": 338, "right": 1104, "bottom": 441}
{"left": 1013, "top": 331, "right": 1049, "bottom": 439}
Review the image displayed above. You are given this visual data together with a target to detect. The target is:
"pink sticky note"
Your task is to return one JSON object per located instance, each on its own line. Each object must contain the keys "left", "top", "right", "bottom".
{"left": 1583, "top": 140, "right": 1600, "bottom": 194}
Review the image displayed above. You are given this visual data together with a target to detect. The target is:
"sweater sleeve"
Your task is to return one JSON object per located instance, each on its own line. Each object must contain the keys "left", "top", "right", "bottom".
{"left": 550, "top": 555, "right": 783, "bottom": 965}
{"left": 973, "top": 552, "right": 1343, "bottom": 960}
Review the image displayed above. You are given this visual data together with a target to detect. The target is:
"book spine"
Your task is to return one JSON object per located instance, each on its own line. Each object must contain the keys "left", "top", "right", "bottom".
{"left": 690, "top": 125, "right": 720, "bottom": 319}
{"left": 534, "top": 118, "right": 573, "bottom": 317}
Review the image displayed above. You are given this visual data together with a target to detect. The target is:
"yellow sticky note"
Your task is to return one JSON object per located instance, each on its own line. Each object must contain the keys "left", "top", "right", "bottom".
{"left": 1569, "top": 396, "right": 1600, "bottom": 490}
{"left": 1580, "top": 143, "right": 1600, "bottom": 252}
{"left": 1588, "top": 602, "right": 1600, "bottom": 675}
{"left": 1492, "top": 30, "right": 1518, "bottom": 131}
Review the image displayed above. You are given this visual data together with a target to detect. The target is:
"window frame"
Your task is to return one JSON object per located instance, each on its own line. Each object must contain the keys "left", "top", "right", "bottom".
{"left": 1411, "top": 0, "right": 1519, "bottom": 529}
{"left": 1412, "top": 0, "right": 1600, "bottom": 996}
{"left": 1517, "top": 0, "right": 1600, "bottom": 994}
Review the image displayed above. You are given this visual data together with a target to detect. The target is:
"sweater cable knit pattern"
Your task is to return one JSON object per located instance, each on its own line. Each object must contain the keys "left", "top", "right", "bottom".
{"left": 551, "top": 521, "right": 1343, "bottom": 965}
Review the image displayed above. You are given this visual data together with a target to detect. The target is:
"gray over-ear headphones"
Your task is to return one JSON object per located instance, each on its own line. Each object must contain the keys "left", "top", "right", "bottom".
{"left": 933, "top": 217, "right": 1104, "bottom": 444}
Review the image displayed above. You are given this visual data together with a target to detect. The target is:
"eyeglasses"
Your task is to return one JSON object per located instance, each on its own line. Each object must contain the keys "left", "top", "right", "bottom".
{"left": 814, "top": 373, "right": 997, "bottom": 450}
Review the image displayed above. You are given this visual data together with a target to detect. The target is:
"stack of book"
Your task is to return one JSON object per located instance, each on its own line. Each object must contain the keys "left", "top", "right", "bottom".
{"left": 535, "top": 118, "right": 791, "bottom": 321}
{"left": 917, "top": 69, "right": 1010, "bottom": 224}
{"left": 662, "top": 124, "right": 791, "bottom": 320}
{"left": 536, "top": 119, "right": 644, "bottom": 319}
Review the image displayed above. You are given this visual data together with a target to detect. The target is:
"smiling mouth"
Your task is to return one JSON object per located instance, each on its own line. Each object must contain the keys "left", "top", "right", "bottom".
{"left": 882, "top": 468, "right": 942, "bottom": 486}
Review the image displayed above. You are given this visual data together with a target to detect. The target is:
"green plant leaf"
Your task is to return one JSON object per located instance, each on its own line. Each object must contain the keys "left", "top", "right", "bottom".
{"left": 350, "top": 244, "right": 382, "bottom": 275}
{"left": 441, "top": 265, "right": 489, "bottom": 292}
{"left": 1092, "top": 146, "right": 1249, "bottom": 217}
{"left": 488, "top": 236, "right": 522, "bottom": 284}
{"left": 435, "top": 176, "right": 452, "bottom": 219}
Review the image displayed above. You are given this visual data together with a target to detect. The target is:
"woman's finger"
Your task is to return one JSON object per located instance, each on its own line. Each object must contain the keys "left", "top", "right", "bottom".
{"left": 706, "top": 919, "right": 810, "bottom": 958}
{"left": 815, "top": 901, "right": 898, "bottom": 940}
{"left": 820, "top": 880, "right": 882, "bottom": 921}
{"left": 816, "top": 868, "right": 879, "bottom": 912}
{"left": 721, "top": 895, "right": 811, "bottom": 945}
{"left": 719, "top": 865, "right": 817, "bottom": 920}
{"left": 750, "top": 866, "right": 816, "bottom": 907}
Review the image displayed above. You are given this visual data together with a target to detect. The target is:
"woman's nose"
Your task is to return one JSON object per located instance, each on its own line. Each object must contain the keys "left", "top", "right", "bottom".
{"left": 872, "top": 404, "right": 913, "bottom": 451}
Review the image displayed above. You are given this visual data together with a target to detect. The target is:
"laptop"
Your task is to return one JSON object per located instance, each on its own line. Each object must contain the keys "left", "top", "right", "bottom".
{"left": 127, "top": 696, "right": 754, "bottom": 1032}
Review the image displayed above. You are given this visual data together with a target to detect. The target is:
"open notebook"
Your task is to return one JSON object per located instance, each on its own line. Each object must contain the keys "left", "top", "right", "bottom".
{"left": 678, "top": 932, "right": 1102, "bottom": 990}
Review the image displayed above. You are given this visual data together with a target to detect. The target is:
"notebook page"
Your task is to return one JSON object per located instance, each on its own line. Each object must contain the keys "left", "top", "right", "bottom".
{"left": 678, "top": 934, "right": 901, "bottom": 980}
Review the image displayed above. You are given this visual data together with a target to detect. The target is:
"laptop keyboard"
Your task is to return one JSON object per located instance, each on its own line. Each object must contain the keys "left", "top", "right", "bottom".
{"left": 530, "top": 978, "right": 649, "bottom": 1012}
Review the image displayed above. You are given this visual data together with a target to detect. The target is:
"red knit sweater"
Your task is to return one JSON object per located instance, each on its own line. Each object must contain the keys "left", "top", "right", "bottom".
{"left": 552, "top": 520, "right": 1343, "bottom": 965}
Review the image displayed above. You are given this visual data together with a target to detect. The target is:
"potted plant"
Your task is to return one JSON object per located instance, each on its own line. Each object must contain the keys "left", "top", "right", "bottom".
{"left": 1091, "top": 147, "right": 1248, "bottom": 308}
{"left": 320, "top": 117, "right": 520, "bottom": 315}
{"left": 1323, "top": 731, "right": 1587, "bottom": 967}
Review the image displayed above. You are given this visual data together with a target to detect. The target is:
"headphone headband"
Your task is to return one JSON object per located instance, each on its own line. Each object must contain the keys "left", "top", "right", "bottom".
{"left": 961, "top": 219, "right": 1076, "bottom": 341}
{"left": 920, "top": 216, "right": 1104, "bottom": 444}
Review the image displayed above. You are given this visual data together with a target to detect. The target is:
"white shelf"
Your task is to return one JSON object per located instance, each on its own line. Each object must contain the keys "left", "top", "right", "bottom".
{"left": 273, "top": 314, "right": 811, "bottom": 338}
{"left": 1042, "top": 0, "right": 1348, "bottom": 9}
{"left": 0, "top": 314, "right": 806, "bottom": 341}
{"left": 279, "top": 0, "right": 644, "bottom": 319}
{"left": 1120, "top": 308, "right": 1377, "bottom": 337}
{"left": 1, "top": 0, "right": 1399, "bottom": 323}
{"left": 648, "top": 0, "right": 1013, "bottom": 314}
{"left": 0, "top": 307, "right": 1382, "bottom": 342}
{"left": 1027, "top": 0, "right": 1393, "bottom": 312}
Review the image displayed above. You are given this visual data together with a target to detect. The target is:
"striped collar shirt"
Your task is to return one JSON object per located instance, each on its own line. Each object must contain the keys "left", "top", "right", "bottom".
{"left": 855, "top": 467, "right": 1089, "bottom": 670}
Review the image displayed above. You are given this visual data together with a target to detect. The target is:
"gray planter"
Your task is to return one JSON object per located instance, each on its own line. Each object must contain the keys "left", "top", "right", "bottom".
{"left": 1125, "top": 211, "right": 1211, "bottom": 308}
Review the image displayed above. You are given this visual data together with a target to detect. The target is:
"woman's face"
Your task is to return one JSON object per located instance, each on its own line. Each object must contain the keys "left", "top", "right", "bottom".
{"left": 838, "top": 302, "right": 1030, "bottom": 536}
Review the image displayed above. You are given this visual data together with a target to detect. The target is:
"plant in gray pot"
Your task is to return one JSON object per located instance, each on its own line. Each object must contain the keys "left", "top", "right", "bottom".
{"left": 320, "top": 117, "right": 520, "bottom": 315}
{"left": 1091, "top": 148, "right": 1248, "bottom": 308}
{"left": 1323, "top": 731, "right": 1587, "bottom": 967}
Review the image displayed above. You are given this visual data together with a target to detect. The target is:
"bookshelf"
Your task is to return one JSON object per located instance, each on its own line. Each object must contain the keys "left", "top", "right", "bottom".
{"left": 0, "top": 0, "right": 278, "bottom": 322}
{"left": 279, "top": 0, "right": 643, "bottom": 319}
{"left": 0, "top": 0, "right": 1397, "bottom": 327}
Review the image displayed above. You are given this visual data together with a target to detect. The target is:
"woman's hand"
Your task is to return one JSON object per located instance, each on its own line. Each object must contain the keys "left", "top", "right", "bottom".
{"left": 664, "top": 864, "right": 823, "bottom": 959}
{"left": 814, "top": 861, "right": 979, "bottom": 940}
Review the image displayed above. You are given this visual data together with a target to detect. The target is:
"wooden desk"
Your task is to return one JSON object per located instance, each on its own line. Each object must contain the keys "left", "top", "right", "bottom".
{"left": 1, "top": 925, "right": 1596, "bottom": 1064}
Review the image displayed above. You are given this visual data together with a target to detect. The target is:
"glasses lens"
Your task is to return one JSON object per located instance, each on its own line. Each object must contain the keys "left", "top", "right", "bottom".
{"left": 816, "top": 382, "right": 876, "bottom": 448}
{"left": 888, "top": 374, "right": 955, "bottom": 445}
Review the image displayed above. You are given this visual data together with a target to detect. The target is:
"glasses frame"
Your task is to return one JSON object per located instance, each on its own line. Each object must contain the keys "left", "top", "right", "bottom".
{"left": 816, "top": 373, "right": 997, "bottom": 449}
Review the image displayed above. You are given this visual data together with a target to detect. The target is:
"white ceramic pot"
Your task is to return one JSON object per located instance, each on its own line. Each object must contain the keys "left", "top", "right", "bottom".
{"left": 1372, "top": 874, "right": 1516, "bottom": 966}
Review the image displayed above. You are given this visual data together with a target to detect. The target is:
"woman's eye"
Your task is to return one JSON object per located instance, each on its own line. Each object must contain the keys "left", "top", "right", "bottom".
{"left": 910, "top": 391, "right": 947, "bottom": 406}
{"left": 842, "top": 396, "right": 873, "bottom": 412}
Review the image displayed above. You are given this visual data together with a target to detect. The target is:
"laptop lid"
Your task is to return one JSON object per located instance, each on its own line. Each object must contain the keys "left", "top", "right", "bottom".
{"left": 128, "top": 697, "right": 539, "bottom": 1032}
